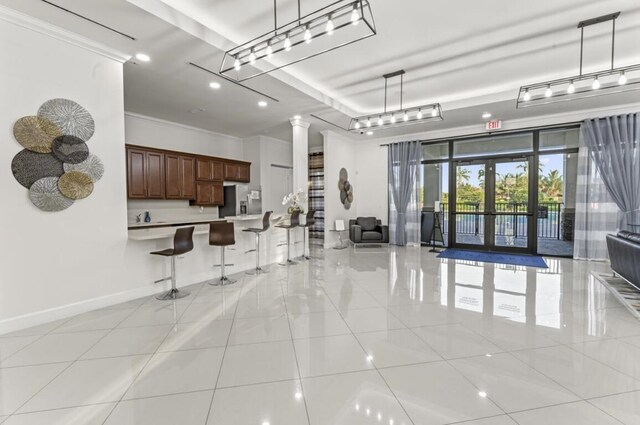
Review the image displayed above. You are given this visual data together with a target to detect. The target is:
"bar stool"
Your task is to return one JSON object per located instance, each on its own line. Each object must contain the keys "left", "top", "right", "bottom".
{"left": 277, "top": 210, "right": 300, "bottom": 266}
{"left": 243, "top": 211, "right": 273, "bottom": 275}
{"left": 209, "top": 221, "right": 236, "bottom": 286}
{"left": 299, "top": 210, "right": 316, "bottom": 260}
{"left": 151, "top": 226, "right": 195, "bottom": 300}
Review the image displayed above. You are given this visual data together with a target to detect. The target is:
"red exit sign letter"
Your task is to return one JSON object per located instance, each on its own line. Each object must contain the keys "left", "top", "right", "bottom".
{"left": 486, "top": 119, "right": 502, "bottom": 130}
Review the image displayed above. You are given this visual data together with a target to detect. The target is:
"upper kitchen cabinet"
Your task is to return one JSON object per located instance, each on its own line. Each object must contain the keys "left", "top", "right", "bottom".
{"left": 224, "top": 161, "right": 250, "bottom": 182}
{"left": 165, "top": 154, "right": 195, "bottom": 200}
{"left": 126, "top": 147, "right": 165, "bottom": 199}
{"left": 195, "top": 158, "right": 224, "bottom": 182}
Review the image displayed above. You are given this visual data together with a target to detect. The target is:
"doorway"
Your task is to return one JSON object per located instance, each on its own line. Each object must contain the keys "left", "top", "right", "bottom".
{"left": 451, "top": 157, "right": 534, "bottom": 253}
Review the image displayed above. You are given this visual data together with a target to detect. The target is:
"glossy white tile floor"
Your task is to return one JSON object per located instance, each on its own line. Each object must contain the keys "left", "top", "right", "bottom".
{"left": 1, "top": 246, "right": 640, "bottom": 424}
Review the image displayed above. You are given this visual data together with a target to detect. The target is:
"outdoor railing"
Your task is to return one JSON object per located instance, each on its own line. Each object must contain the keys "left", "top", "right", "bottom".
{"left": 440, "top": 202, "right": 563, "bottom": 239}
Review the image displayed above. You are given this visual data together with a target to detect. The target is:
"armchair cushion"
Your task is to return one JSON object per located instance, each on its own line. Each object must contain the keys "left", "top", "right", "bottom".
{"left": 362, "top": 231, "right": 383, "bottom": 241}
{"left": 350, "top": 224, "right": 362, "bottom": 243}
{"left": 356, "top": 217, "right": 378, "bottom": 231}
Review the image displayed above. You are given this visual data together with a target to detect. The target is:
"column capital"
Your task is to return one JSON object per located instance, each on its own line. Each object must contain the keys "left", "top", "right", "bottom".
{"left": 289, "top": 118, "right": 311, "bottom": 129}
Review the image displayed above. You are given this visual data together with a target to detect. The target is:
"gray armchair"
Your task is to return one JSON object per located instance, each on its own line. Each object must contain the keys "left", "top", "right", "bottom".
{"left": 349, "top": 217, "right": 389, "bottom": 244}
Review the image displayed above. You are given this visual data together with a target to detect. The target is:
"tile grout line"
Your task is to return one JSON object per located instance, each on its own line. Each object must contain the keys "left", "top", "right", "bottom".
{"left": 279, "top": 262, "right": 313, "bottom": 425}
{"left": 98, "top": 282, "right": 205, "bottom": 425}
{"left": 5, "top": 298, "right": 149, "bottom": 420}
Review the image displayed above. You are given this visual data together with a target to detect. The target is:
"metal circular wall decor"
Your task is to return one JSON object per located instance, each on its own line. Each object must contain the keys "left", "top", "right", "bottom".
{"left": 38, "top": 98, "right": 95, "bottom": 141}
{"left": 29, "top": 177, "right": 75, "bottom": 212}
{"left": 58, "top": 171, "right": 94, "bottom": 200}
{"left": 51, "top": 135, "right": 90, "bottom": 164}
{"left": 63, "top": 153, "right": 104, "bottom": 183}
{"left": 11, "top": 99, "right": 103, "bottom": 212}
{"left": 11, "top": 150, "right": 64, "bottom": 189}
{"left": 338, "top": 167, "right": 354, "bottom": 210}
{"left": 13, "top": 116, "right": 62, "bottom": 153}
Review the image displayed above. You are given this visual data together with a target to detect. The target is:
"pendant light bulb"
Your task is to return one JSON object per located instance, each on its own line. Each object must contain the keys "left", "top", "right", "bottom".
{"left": 354, "top": 122, "right": 361, "bottom": 130}
{"left": 266, "top": 42, "right": 273, "bottom": 59}
{"left": 592, "top": 77, "right": 600, "bottom": 90}
{"left": 523, "top": 89, "right": 531, "bottom": 101}
{"left": 545, "top": 85, "right": 552, "bottom": 98}
{"left": 249, "top": 49, "right": 256, "bottom": 65}
{"left": 390, "top": 115, "right": 396, "bottom": 124}
{"left": 326, "top": 15, "right": 334, "bottom": 35}
{"left": 403, "top": 112, "right": 409, "bottom": 122}
{"left": 366, "top": 119, "right": 371, "bottom": 127}
{"left": 619, "top": 72, "right": 627, "bottom": 85}
{"left": 234, "top": 56, "right": 241, "bottom": 71}
{"left": 304, "top": 26, "right": 312, "bottom": 44}
{"left": 377, "top": 116, "right": 383, "bottom": 126}
{"left": 431, "top": 106, "right": 438, "bottom": 117}
{"left": 284, "top": 34, "right": 292, "bottom": 51}
{"left": 351, "top": 5, "right": 360, "bottom": 25}
{"left": 417, "top": 109, "right": 423, "bottom": 119}
{"left": 567, "top": 81, "right": 575, "bottom": 94}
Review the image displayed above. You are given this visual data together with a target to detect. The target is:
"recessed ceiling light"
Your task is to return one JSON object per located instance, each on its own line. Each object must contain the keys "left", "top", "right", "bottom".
{"left": 482, "top": 112, "right": 492, "bottom": 119}
{"left": 366, "top": 131, "right": 373, "bottom": 136}
{"left": 258, "top": 100, "right": 268, "bottom": 108}
{"left": 135, "top": 53, "right": 151, "bottom": 62}
{"left": 209, "top": 82, "right": 221, "bottom": 90}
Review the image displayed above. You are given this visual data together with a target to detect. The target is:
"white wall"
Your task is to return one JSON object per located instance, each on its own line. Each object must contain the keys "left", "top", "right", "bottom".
{"left": 322, "top": 130, "right": 359, "bottom": 247}
{"left": 0, "top": 10, "right": 130, "bottom": 329}
{"left": 125, "top": 113, "right": 243, "bottom": 160}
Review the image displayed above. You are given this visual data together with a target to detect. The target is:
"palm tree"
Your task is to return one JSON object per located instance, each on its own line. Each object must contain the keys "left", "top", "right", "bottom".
{"left": 456, "top": 167, "right": 471, "bottom": 186}
{"left": 541, "top": 170, "right": 563, "bottom": 200}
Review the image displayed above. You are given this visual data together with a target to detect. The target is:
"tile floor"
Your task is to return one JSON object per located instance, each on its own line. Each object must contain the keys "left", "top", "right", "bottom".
{"left": 1, "top": 246, "right": 640, "bottom": 424}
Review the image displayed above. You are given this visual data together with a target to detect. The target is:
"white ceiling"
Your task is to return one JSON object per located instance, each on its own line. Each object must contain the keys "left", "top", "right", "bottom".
{"left": 3, "top": 0, "right": 640, "bottom": 141}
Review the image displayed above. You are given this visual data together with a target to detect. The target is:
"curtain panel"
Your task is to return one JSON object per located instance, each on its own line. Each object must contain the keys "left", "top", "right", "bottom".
{"left": 388, "top": 141, "right": 423, "bottom": 246}
{"left": 582, "top": 113, "right": 640, "bottom": 231}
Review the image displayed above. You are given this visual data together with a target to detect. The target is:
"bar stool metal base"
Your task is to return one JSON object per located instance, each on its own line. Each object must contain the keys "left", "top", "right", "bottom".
{"left": 156, "top": 288, "right": 191, "bottom": 300}
{"left": 209, "top": 276, "right": 237, "bottom": 286}
{"left": 246, "top": 266, "right": 268, "bottom": 275}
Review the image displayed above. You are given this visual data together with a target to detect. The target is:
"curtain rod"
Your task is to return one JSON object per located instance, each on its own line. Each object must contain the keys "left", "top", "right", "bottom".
{"left": 378, "top": 121, "right": 582, "bottom": 147}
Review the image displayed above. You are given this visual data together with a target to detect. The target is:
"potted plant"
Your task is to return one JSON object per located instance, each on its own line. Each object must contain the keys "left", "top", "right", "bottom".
{"left": 282, "top": 189, "right": 307, "bottom": 214}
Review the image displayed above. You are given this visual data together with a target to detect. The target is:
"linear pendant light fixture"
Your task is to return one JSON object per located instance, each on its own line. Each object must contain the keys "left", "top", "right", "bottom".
{"left": 517, "top": 12, "right": 640, "bottom": 108}
{"left": 349, "top": 70, "right": 443, "bottom": 133}
{"left": 220, "top": 0, "right": 376, "bottom": 82}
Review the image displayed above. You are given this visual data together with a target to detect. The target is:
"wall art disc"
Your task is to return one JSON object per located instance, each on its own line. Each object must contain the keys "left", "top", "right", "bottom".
{"left": 12, "top": 150, "right": 64, "bottom": 188}
{"left": 38, "top": 98, "right": 95, "bottom": 141}
{"left": 339, "top": 168, "right": 348, "bottom": 181}
{"left": 13, "top": 116, "right": 62, "bottom": 153}
{"left": 51, "top": 135, "right": 89, "bottom": 164}
{"left": 344, "top": 201, "right": 351, "bottom": 210}
{"left": 340, "top": 190, "right": 348, "bottom": 203}
{"left": 63, "top": 153, "right": 104, "bottom": 182}
{"left": 29, "top": 177, "right": 74, "bottom": 212}
{"left": 347, "top": 192, "right": 354, "bottom": 203}
{"left": 338, "top": 180, "right": 345, "bottom": 191}
{"left": 58, "top": 171, "right": 94, "bottom": 199}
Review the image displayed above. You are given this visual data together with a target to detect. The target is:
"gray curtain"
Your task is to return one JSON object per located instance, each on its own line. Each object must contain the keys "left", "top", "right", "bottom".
{"left": 582, "top": 113, "right": 640, "bottom": 231}
{"left": 388, "top": 141, "right": 423, "bottom": 246}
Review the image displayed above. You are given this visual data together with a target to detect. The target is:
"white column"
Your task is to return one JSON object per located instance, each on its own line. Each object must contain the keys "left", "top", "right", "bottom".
{"left": 290, "top": 118, "right": 310, "bottom": 211}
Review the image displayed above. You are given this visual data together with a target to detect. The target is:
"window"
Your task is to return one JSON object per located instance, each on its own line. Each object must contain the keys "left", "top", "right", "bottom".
{"left": 539, "top": 128, "right": 580, "bottom": 151}
{"left": 453, "top": 134, "right": 533, "bottom": 158}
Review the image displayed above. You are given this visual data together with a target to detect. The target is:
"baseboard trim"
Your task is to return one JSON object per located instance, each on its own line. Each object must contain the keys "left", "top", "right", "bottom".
{"left": 0, "top": 270, "right": 213, "bottom": 335}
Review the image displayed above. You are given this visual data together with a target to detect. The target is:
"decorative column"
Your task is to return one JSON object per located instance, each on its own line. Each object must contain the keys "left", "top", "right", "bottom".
{"left": 290, "top": 117, "right": 310, "bottom": 211}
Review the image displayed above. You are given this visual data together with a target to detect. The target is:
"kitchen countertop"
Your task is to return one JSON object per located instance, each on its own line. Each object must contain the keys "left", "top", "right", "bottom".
{"left": 128, "top": 214, "right": 287, "bottom": 240}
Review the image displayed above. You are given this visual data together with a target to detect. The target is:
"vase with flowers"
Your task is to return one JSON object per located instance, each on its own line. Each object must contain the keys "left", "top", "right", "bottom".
{"left": 282, "top": 188, "right": 307, "bottom": 214}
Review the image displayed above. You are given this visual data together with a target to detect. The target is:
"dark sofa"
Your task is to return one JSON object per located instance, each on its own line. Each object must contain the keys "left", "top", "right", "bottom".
{"left": 349, "top": 217, "right": 389, "bottom": 244}
{"left": 607, "top": 231, "right": 640, "bottom": 290}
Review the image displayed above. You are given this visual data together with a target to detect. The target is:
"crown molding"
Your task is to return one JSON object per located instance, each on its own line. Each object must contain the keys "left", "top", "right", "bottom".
{"left": 124, "top": 112, "right": 242, "bottom": 141}
{"left": 0, "top": 5, "right": 130, "bottom": 63}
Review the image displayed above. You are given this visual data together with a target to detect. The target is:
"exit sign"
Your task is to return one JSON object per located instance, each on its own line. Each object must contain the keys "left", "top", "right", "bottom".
{"left": 486, "top": 119, "right": 502, "bottom": 130}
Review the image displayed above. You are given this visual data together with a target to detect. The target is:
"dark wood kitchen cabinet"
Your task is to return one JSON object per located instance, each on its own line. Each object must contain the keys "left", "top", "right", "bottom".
{"left": 224, "top": 162, "right": 250, "bottom": 182}
{"left": 165, "top": 154, "right": 196, "bottom": 200}
{"left": 195, "top": 158, "right": 224, "bottom": 182}
{"left": 193, "top": 181, "right": 223, "bottom": 206}
{"left": 127, "top": 147, "right": 165, "bottom": 199}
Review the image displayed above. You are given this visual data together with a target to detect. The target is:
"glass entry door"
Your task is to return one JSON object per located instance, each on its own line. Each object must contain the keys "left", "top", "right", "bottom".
{"left": 451, "top": 157, "right": 534, "bottom": 253}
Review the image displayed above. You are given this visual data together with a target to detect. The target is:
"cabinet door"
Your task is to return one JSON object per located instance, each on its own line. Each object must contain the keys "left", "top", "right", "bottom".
{"left": 146, "top": 152, "right": 165, "bottom": 198}
{"left": 127, "top": 148, "right": 146, "bottom": 198}
{"left": 196, "top": 158, "right": 212, "bottom": 181}
{"left": 212, "top": 182, "right": 224, "bottom": 205}
{"left": 237, "top": 163, "right": 250, "bottom": 182}
{"left": 165, "top": 154, "right": 181, "bottom": 199}
{"left": 212, "top": 161, "right": 224, "bottom": 181}
{"left": 195, "top": 181, "right": 213, "bottom": 205}
{"left": 180, "top": 156, "right": 196, "bottom": 199}
{"left": 224, "top": 163, "right": 239, "bottom": 180}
